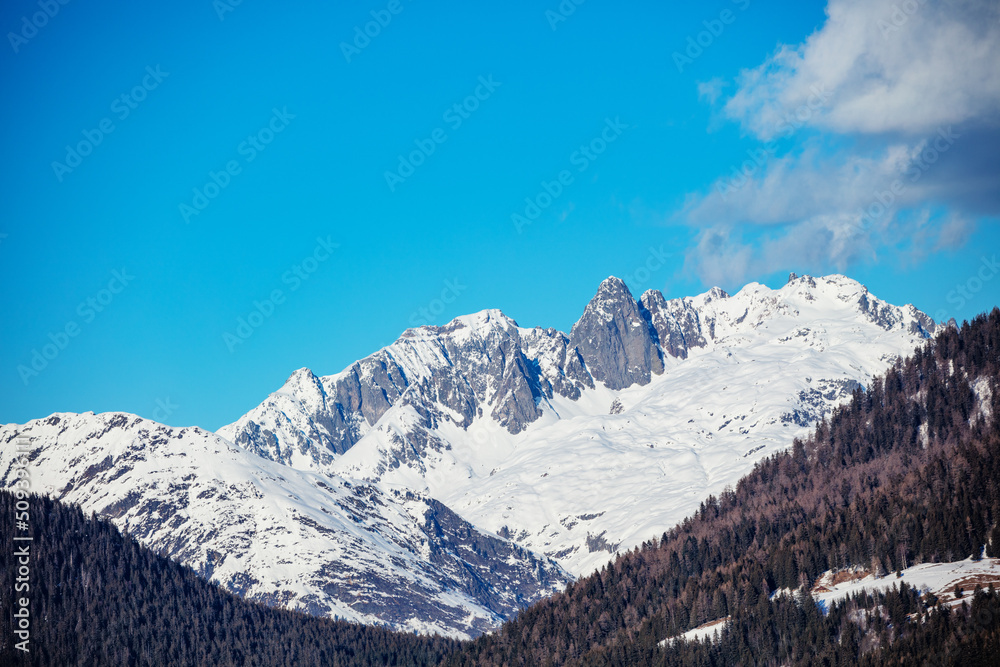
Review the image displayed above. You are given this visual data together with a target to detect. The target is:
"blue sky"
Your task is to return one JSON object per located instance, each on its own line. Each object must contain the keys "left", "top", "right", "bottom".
{"left": 1, "top": 0, "right": 997, "bottom": 430}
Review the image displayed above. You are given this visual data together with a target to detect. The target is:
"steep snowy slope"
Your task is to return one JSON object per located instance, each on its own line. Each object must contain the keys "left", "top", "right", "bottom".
{"left": 443, "top": 278, "right": 936, "bottom": 575}
{"left": 227, "top": 274, "right": 937, "bottom": 577}
{"left": 2, "top": 273, "right": 939, "bottom": 637}
{"left": 0, "top": 413, "right": 567, "bottom": 638}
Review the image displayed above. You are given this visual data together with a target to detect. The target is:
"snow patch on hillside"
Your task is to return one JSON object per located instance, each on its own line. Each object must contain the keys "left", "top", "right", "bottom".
{"left": 813, "top": 557, "right": 1000, "bottom": 613}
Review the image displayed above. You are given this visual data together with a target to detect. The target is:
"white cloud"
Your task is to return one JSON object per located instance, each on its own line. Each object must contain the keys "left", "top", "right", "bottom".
{"left": 724, "top": 0, "right": 1000, "bottom": 138}
{"left": 684, "top": 138, "right": 933, "bottom": 226}
{"left": 697, "top": 78, "right": 727, "bottom": 105}
{"left": 682, "top": 216, "right": 874, "bottom": 287}
{"left": 933, "top": 213, "right": 974, "bottom": 250}
{"left": 679, "top": 0, "right": 1000, "bottom": 287}
{"left": 683, "top": 210, "right": 972, "bottom": 288}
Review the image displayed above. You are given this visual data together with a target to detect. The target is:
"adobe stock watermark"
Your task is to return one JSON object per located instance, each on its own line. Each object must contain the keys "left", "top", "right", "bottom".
{"left": 17, "top": 269, "right": 135, "bottom": 385}
{"left": 179, "top": 107, "right": 295, "bottom": 223}
{"left": 877, "top": 0, "right": 928, "bottom": 38}
{"left": 408, "top": 278, "right": 466, "bottom": 327}
{"left": 849, "top": 126, "right": 959, "bottom": 236}
{"left": 7, "top": 0, "right": 72, "bottom": 53}
{"left": 968, "top": 590, "right": 1000, "bottom": 637}
{"left": 340, "top": 0, "right": 413, "bottom": 63}
{"left": 716, "top": 85, "right": 832, "bottom": 200}
{"left": 223, "top": 236, "right": 339, "bottom": 352}
{"left": 934, "top": 255, "right": 999, "bottom": 324}
{"left": 213, "top": 0, "right": 245, "bottom": 21}
{"left": 512, "top": 117, "right": 629, "bottom": 234}
{"left": 11, "top": 436, "right": 34, "bottom": 654}
{"left": 151, "top": 397, "right": 180, "bottom": 422}
{"left": 384, "top": 75, "right": 501, "bottom": 192}
{"left": 673, "top": 0, "right": 751, "bottom": 74}
{"left": 623, "top": 245, "right": 672, "bottom": 293}
{"left": 51, "top": 65, "right": 169, "bottom": 182}
{"left": 466, "top": 419, "right": 493, "bottom": 447}
{"left": 545, "top": 0, "right": 587, "bottom": 30}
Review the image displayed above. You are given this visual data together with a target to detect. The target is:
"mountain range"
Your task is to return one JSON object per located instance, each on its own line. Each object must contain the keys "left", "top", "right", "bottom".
{"left": 0, "top": 273, "right": 940, "bottom": 637}
{"left": 445, "top": 308, "right": 1000, "bottom": 666}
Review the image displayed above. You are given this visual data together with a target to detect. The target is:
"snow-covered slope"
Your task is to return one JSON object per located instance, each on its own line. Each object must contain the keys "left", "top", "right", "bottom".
{"left": 0, "top": 412, "right": 567, "bottom": 638}
{"left": 2, "top": 273, "right": 938, "bottom": 636}
{"left": 812, "top": 557, "right": 1000, "bottom": 612}
{"left": 662, "top": 617, "right": 732, "bottom": 646}
{"left": 227, "top": 274, "right": 937, "bottom": 577}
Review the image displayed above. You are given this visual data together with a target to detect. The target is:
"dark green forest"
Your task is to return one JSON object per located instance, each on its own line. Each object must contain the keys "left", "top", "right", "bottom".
{"left": 3, "top": 309, "right": 1000, "bottom": 666}
{"left": 0, "top": 491, "right": 458, "bottom": 666}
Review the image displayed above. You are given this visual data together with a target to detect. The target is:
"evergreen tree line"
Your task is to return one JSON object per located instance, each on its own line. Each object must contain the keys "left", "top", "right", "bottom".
{"left": 445, "top": 309, "right": 1000, "bottom": 666}
{"left": 0, "top": 491, "right": 459, "bottom": 666}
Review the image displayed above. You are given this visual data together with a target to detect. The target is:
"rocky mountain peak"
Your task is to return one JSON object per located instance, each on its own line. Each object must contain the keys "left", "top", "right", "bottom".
{"left": 597, "top": 275, "right": 630, "bottom": 293}
{"left": 285, "top": 366, "right": 317, "bottom": 383}
{"left": 584, "top": 276, "right": 636, "bottom": 319}
{"left": 445, "top": 309, "right": 520, "bottom": 342}
{"left": 786, "top": 273, "right": 818, "bottom": 289}
{"left": 403, "top": 309, "right": 517, "bottom": 341}
{"left": 280, "top": 367, "right": 324, "bottom": 399}
{"left": 569, "top": 276, "right": 663, "bottom": 390}
{"left": 704, "top": 286, "right": 730, "bottom": 302}
{"left": 639, "top": 290, "right": 702, "bottom": 359}
{"left": 220, "top": 273, "right": 941, "bottom": 474}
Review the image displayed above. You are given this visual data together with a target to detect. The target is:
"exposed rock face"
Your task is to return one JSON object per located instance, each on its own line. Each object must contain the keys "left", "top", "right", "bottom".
{"left": 0, "top": 413, "right": 569, "bottom": 639}
{"left": 220, "top": 309, "right": 603, "bottom": 468}
{"left": 568, "top": 277, "right": 664, "bottom": 390}
{"left": 222, "top": 367, "right": 372, "bottom": 469}
{"left": 521, "top": 327, "right": 594, "bottom": 400}
{"left": 640, "top": 290, "right": 699, "bottom": 360}
{"left": 421, "top": 497, "right": 565, "bottom": 615}
{"left": 220, "top": 275, "right": 938, "bottom": 473}
{"left": 1, "top": 272, "right": 944, "bottom": 638}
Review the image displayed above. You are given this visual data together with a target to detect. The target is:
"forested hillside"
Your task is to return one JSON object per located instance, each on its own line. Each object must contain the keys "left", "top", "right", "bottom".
{"left": 446, "top": 309, "right": 1000, "bottom": 666}
{"left": 0, "top": 491, "right": 459, "bottom": 666}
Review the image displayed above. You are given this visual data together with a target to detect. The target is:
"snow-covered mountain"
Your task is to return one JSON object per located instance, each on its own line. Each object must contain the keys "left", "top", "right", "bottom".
{"left": 222, "top": 274, "right": 937, "bottom": 576}
{"left": 1, "top": 273, "right": 938, "bottom": 636}
{"left": 0, "top": 413, "right": 567, "bottom": 638}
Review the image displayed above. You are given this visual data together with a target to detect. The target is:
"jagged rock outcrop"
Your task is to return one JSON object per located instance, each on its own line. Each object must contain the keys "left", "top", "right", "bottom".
{"left": 568, "top": 277, "right": 664, "bottom": 390}
{"left": 638, "top": 290, "right": 714, "bottom": 360}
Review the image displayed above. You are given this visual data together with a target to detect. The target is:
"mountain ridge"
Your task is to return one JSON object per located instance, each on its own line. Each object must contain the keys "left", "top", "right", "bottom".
{"left": 1, "top": 273, "right": 941, "bottom": 636}
{"left": 220, "top": 273, "right": 936, "bottom": 472}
